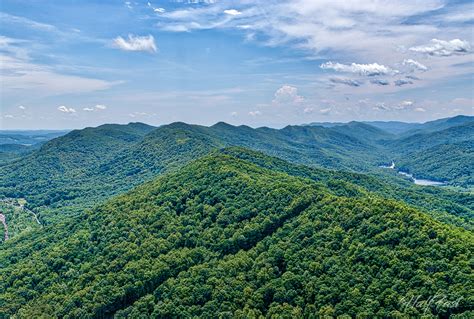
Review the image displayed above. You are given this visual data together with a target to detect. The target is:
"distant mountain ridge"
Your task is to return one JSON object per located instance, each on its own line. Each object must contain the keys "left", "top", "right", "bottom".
{"left": 0, "top": 116, "right": 472, "bottom": 229}
{"left": 308, "top": 115, "right": 474, "bottom": 135}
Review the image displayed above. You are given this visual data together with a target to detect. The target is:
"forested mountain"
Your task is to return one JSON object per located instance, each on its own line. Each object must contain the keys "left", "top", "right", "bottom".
{"left": 0, "top": 121, "right": 388, "bottom": 222}
{"left": 360, "top": 121, "right": 422, "bottom": 135}
{"left": 0, "top": 118, "right": 472, "bottom": 227}
{"left": 1, "top": 150, "right": 472, "bottom": 318}
{"left": 361, "top": 115, "right": 474, "bottom": 135}
{"left": 387, "top": 122, "right": 474, "bottom": 186}
{"left": 401, "top": 115, "right": 474, "bottom": 136}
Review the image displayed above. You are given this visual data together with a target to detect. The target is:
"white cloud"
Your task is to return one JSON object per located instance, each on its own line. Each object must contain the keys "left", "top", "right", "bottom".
{"left": 415, "top": 107, "right": 426, "bottom": 112}
{"left": 303, "top": 107, "right": 314, "bottom": 114}
{"left": 319, "top": 107, "right": 331, "bottom": 115}
{"left": 58, "top": 105, "right": 76, "bottom": 113}
{"left": 0, "top": 12, "right": 57, "bottom": 32}
{"left": 18, "top": 105, "right": 26, "bottom": 110}
{"left": 83, "top": 104, "right": 107, "bottom": 112}
{"left": 409, "top": 39, "right": 471, "bottom": 56}
{"left": 154, "top": 8, "right": 166, "bottom": 13}
{"left": 373, "top": 102, "right": 390, "bottom": 111}
{"left": 230, "top": 111, "right": 238, "bottom": 116}
{"left": 129, "top": 112, "right": 148, "bottom": 118}
{"left": 272, "top": 85, "right": 304, "bottom": 105}
{"left": 321, "top": 62, "right": 395, "bottom": 76}
{"left": 4, "top": 114, "right": 14, "bottom": 119}
{"left": 402, "top": 59, "right": 428, "bottom": 71}
{"left": 248, "top": 110, "right": 261, "bottom": 116}
{"left": 398, "top": 100, "right": 414, "bottom": 109}
{"left": 113, "top": 34, "right": 157, "bottom": 53}
{"left": 224, "top": 9, "right": 242, "bottom": 16}
{"left": 373, "top": 100, "right": 416, "bottom": 111}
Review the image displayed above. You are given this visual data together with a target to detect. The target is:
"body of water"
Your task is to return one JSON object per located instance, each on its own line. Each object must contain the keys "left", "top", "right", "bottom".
{"left": 380, "top": 162, "right": 445, "bottom": 186}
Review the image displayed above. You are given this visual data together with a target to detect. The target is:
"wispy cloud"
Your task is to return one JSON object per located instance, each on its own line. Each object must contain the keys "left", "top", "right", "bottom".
{"left": 83, "top": 104, "right": 107, "bottom": 112}
{"left": 394, "top": 79, "right": 413, "bottom": 86}
{"left": 402, "top": 59, "right": 428, "bottom": 72}
{"left": 58, "top": 105, "right": 76, "bottom": 113}
{"left": 330, "top": 77, "right": 362, "bottom": 87}
{"left": 224, "top": 9, "right": 242, "bottom": 16}
{"left": 409, "top": 39, "right": 471, "bottom": 57}
{"left": 370, "top": 79, "right": 389, "bottom": 86}
{"left": 112, "top": 34, "right": 157, "bottom": 53}
{"left": 1, "top": 36, "right": 118, "bottom": 98}
{"left": 248, "top": 110, "right": 262, "bottom": 116}
{"left": 321, "top": 62, "right": 396, "bottom": 76}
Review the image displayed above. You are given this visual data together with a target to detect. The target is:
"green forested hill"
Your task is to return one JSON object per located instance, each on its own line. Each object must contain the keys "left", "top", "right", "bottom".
{"left": 396, "top": 141, "right": 474, "bottom": 186}
{"left": 1, "top": 150, "right": 472, "bottom": 318}
{"left": 387, "top": 122, "right": 474, "bottom": 186}
{"left": 0, "top": 121, "right": 388, "bottom": 222}
{"left": 0, "top": 119, "right": 472, "bottom": 227}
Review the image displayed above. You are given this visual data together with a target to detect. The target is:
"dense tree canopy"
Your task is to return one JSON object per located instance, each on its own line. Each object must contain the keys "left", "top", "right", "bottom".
{"left": 1, "top": 151, "right": 472, "bottom": 317}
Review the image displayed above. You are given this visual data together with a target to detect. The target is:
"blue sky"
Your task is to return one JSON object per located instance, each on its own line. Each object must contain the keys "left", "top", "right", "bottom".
{"left": 1, "top": 0, "right": 473, "bottom": 129}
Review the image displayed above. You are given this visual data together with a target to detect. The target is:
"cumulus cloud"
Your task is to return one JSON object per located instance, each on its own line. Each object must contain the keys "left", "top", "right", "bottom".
{"left": 272, "top": 85, "right": 305, "bottom": 105}
{"left": 58, "top": 105, "right": 76, "bottom": 113}
{"left": 95, "top": 104, "right": 107, "bottom": 110}
{"left": 330, "top": 77, "right": 362, "bottom": 87}
{"left": 113, "top": 34, "right": 157, "bottom": 53}
{"left": 18, "top": 105, "right": 26, "bottom": 110}
{"left": 224, "top": 9, "right": 242, "bottom": 16}
{"left": 409, "top": 39, "right": 471, "bottom": 56}
{"left": 415, "top": 107, "right": 426, "bottom": 112}
{"left": 321, "top": 61, "right": 395, "bottom": 76}
{"left": 83, "top": 107, "right": 94, "bottom": 112}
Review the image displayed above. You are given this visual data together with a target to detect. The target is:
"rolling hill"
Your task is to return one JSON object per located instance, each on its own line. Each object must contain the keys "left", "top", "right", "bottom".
{"left": 1, "top": 149, "right": 472, "bottom": 318}
{"left": 0, "top": 118, "right": 472, "bottom": 229}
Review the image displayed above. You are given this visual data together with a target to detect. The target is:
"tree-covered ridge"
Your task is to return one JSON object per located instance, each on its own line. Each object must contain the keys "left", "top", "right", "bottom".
{"left": 396, "top": 140, "right": 474, "bottom": 186}
{"left": 220, "top": 147, "right": 474, "bottom": 230}
{"left": 1, "top": 118, "right": 472, "bottom": 225}
{"left": 1, "top": 151, "right": 473, "bottom": 318}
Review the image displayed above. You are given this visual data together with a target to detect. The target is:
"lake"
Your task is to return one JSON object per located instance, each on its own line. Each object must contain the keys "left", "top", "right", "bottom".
{"left": 380, "top": 162, "right": 445, "bottom": 186}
